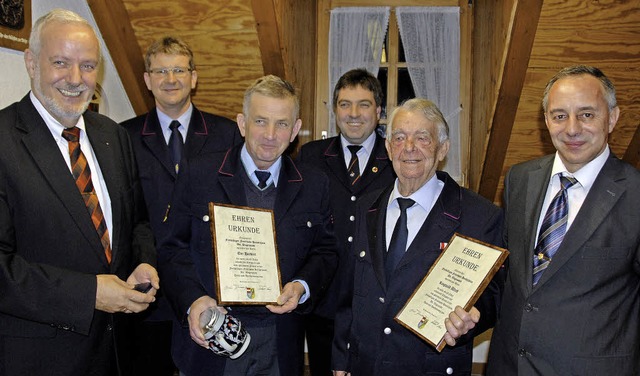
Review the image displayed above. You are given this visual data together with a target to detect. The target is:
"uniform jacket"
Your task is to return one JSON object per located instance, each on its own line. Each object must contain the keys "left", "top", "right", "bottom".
{"left": 121, "top": 107, "right": 241, "bottom": 322}
{"left": 297, "top": 134, "right": 395, "bottom": 318}
{"left": 157, "top": 145, "right": 338, "bottom": 376}
{"left": 0, "top": 95, "right": 155, "bottom": 376}
{"left": 487, "top": 154, "right": 640, "bottom": 376}
{"left": 333, "top": 171, "right": 504, "bottom": 376}
{"left": 121, "top": 106, "right": 241, "bottom": 239}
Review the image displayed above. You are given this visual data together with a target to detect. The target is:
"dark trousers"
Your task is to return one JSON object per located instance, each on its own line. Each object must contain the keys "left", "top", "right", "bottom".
{"left": 131, "top": 320, "right": 177, "bottom": 376}
{"left": 304, "top": 314, "right": 334, "bottom": 376}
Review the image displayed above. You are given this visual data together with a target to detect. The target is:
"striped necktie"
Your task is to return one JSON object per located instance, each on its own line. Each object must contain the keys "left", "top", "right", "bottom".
{"left": 61, "top": 127, "right": 112, "bottom": 263}
{"left": 347, "top": 145, "right": 362, "bottom": 185}
{"left": 532, "top": 175, "right": 577, "bottom": 285}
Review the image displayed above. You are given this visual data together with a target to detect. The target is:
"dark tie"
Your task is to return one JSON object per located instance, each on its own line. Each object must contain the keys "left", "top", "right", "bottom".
{"left": 168, "top": 120, "right": 184, "bottom": 174}
{"left": 255, "top": 170, "right": 271, "bottom": 189}
{"left": 61, "top": 127, "right": 112, "bottom": 264}
{"left": 532, "top": 175, "right": 578, "bottom": 285}
{"left": 347, "top": 145, "right": 362, "bottom": 185}
{"left": 385, "top": 198, "right": 415, "bottom": 283}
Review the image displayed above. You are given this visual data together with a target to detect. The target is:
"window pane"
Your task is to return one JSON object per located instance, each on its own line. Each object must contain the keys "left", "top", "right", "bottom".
{"left": 397, "top": 68, "right": 415, "bottom": 105}
{"left": 398, "top": 32, "right": 406, "bottom": 63}
{"left": 377, "top": 68, "right": 388, "bottom": 120}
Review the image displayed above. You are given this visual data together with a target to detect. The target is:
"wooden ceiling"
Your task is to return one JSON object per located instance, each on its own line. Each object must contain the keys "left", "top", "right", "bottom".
{"left": 89, "top": 0, "right": 640, "bottom": 203}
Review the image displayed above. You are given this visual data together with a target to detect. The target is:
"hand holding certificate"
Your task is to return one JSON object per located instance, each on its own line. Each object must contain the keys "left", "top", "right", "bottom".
{"left": 209, "top": 203, "right": 282, "bottom": 305}
{"left": 395, "top": 233, "right": 508, "bottom": 352}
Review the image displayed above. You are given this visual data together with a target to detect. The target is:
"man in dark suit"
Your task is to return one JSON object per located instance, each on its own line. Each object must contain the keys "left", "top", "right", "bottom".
{"left": 297, "top": 68, "right": 395, "bottom": 375}
{"left": 158, "top": 75, "right": 338, "bottom": 376}
{"left": 0, "top": 9, "right": 158, "bottom": 376}
{"left": 333, "top": 98, "right": 504, "bottom": 376}
{"left": 121, "top": 36, "right": 241, "bottom": 375}
{"left": 487, "top": 66, "right": 640, "bottom": 375}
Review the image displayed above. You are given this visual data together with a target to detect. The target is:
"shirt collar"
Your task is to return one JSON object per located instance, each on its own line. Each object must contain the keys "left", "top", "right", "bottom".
{"left": 240, "top": 143, "right": 282, "bottom": 187}
{"left": 388, "top": 172, "right": 443, "bottom": 212}
{"left": 30, "top": 91, "right": 86, "bottom": 140}
{"left": 156, "top": 103, "right": 193, "bottom": 133}
{"left": 550, "top": 147, "right": 610, "bottom": 191}
{"left": 339, "top": 131, "right": 377, "bottom": 156}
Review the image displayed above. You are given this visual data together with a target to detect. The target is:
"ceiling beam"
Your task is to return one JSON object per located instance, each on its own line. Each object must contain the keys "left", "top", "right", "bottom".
{"left": 251, "top": 0, "right": 286, "bottom": 79}
{"left": 478, "top": 0, "right": 543, "bottom": 200}
{"left": 87, "top": 0, "right": 154, "bottom": 115}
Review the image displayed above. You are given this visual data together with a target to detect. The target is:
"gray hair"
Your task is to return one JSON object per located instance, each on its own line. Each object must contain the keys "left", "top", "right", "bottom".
{"left": 386, "top": 98, "right": 449, "bottom": 144}
{"left": 542, "top": 65, "right": 617, "bottom": 112}
{"left": 29, "top": 9, "right": 101, "bottom": 59}
{"left": 242, "top": 75, "right": 299, "bottom": 119}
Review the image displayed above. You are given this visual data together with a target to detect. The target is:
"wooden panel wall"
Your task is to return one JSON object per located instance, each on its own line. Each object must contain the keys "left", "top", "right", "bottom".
{"left": 469, "top": 0, "right": 516, "bottom": 191}
{"left": 496, "top": 0, "right": 640, "bottom": 203}
{"left": 122, "top": 0, "right": 264, "bottom": 121}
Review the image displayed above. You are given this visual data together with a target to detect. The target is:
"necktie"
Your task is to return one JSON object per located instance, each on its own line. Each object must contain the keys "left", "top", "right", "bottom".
{"left": 347, "top": 145, "right": 362, "bottom": 185}
{"left": 168, "top": 120, "right": 184, "bottom": 174}
{"left": 385, "top": 198, "right": 415, "bottom": 283}
{"left": 61, "top": 127, "right": 112, "bottom": 264}
{"left": 255, "top": 170, "right": 271, "bottom": 189}
{"left": 532, "top": 175, "right": 577, "bottom": 285}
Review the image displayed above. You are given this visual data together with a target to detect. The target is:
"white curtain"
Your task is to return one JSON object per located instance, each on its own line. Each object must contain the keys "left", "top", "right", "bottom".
{"left": 396, "top": 7, "right": 461, "bottom": 182}
{"left": 328, "top": 7, "right": 390, "bottom": 136}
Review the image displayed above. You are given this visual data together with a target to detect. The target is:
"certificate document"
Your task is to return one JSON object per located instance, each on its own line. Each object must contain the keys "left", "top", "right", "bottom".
{"left": 395, "top": 233, "right": 508, "bottom": 352}
{"left": 209, "top": 203, "right": 282, "bottom": 305}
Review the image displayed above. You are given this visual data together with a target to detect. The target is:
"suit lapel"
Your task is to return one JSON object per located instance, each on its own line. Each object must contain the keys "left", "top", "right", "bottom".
{"left": 18, "top": 97, "right": 109, "bottom": 266}
{"left": 523, "top": 159, "right": 552, "bottom": 291}
{"left": 323, "top": 136, "right": 392, "bottom": 195}
{"left": 217, "top": 148, "right": 248, "bottom": 207}
{"left": 369, "top": 188, "right": 391, "bottom": 291}
{"left": 323, "top": 138, "right": 352, "bottom": 189}
{"left": 534, "top": 156, "right": 625, "bottom": 288}
{"left": 356, "top": 135, "right": 392, "bottom": 194}
{"left": 184, "top": 106, "right": 208, "bottom": 158}
{"left": 141, "top": 110, "right": 177, "bottom": 178}
{"left": 86, "top": 118, "right": 120, "bottom": 267}
{"left": 273, "top": 156, "right": 303, "bottom": 226}
{"left": 396, "top": 172, "right": 461, "bottom": 272}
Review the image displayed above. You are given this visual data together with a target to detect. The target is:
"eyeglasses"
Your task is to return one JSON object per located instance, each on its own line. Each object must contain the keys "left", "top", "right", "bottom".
{"left": 148, "top": 67, "right": 192, "bottom": 77}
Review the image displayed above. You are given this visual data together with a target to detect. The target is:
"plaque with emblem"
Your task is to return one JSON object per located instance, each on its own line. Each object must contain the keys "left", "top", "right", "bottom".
{"left": 209, "top": 203, "right": 282, "bottom": 305}
{"left": 395, "top": 233, "right": 508, "bottom": 352}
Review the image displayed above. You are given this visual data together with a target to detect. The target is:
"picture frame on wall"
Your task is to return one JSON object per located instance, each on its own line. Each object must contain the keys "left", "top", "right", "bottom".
{"left": 0, "top": 0, "right": 31, "bottom": 51}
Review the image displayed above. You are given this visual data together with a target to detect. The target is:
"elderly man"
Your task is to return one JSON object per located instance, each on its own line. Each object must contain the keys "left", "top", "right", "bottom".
{"left": 487, "top": 65, "right": 640, "bottom": 375}
{"left": 0, "top": 9, "right": 158, "bottom": 376}
{"left": 332, "top": 98, "right": 503, "bottom": 376}
{"left": 158, "top": 75, "right": 337, "bottom": 376}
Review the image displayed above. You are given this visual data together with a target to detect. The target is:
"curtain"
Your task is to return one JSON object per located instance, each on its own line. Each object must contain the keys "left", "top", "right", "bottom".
{"left": 396, "top": 6, "right": 461, "bottom": 182}
{"left": 328, "top": 7, "right": 390, "bottom": 136}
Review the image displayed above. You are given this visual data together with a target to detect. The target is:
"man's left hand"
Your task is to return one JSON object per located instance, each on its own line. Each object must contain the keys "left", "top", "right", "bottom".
{"left": 443, "top": 305, "right": 480, "bottom": 346}
{"left": 266, "top": 281, "right": 305, "bottom": 314}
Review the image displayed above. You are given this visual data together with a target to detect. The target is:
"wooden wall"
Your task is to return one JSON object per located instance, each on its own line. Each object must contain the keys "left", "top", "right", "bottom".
{"left": 476, "top": 0, "right": 640, "bottom": 203}
{"left": 121, "top": 0, "right": 317, "bottom": 147}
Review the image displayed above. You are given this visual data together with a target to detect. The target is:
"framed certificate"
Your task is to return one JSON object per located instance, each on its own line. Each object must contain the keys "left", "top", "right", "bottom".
{"left": 209, "top": 203, "right": 282, "bottom": 305}
{"left": 395, "top": 233, "right": 508, "bottom": 352}
{"left": 0, "top": 0, "right": 31, "bottom": 51}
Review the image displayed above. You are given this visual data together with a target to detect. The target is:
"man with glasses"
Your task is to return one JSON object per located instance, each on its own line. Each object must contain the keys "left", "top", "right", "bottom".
{"left": 121, "top": 36, "right": 241, "bottom": 376}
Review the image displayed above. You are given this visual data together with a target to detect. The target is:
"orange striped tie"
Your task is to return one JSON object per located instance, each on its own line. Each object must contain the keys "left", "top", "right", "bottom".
{"left": 61, "top": 127, "right": 112, "bottom": 263}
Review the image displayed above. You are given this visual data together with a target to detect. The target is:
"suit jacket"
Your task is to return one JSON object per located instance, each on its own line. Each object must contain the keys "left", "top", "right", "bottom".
{"left": 121, "top": 107, "right": 241, "bottom": 322}
{"left": 157, "top": 145, "right": 338, "bottom": 376}
{"left": 297, "top": 135, "right": 395, "bottom": 318}
{"left": 121, "top": 106, "right": 241, "bottom": 239}
{"left": 0, "top": 95, "right": 155, "bottom": 376}
{"left": 487, "top": 154, "right": 640, "bottom": 376}
{"left": 333, "top": 171, "right": 504, "bottom": 376}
